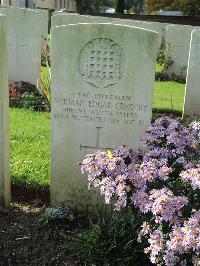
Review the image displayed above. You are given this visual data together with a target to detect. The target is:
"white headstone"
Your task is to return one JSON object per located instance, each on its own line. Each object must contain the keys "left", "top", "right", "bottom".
{"left": 165, "top": 24, "right": 194, "bottom": 80}
{"left": 51, "top": 23, "right": 158, "bottom": 215}
{"left": 36, "top": 9, "right": 49, "bottom": 46}
{"left": 0, "top": 6, "right": 49, "bottom": 46}
{"left": 51, "top": 13, "right": 80, "bottom": 27}
{"left": 52, "top": 15, "right": 165, "bottom": 54}
{"left": 0, "top": 15, "right": 10, "bottom": 209}
{"left": 0, "top": 7, "right": 41, "bottom": 85}
{"left": 85, "top": 15, "right": 110, "bottom": 23}
{"left": 183, "top": 29, "right": 200, "bottom": 118}
{"left": 51, "top": 14, "right": 109, "bottom": 27}
{"left": 111, "top": 19, "right": 164, "bottom": 53}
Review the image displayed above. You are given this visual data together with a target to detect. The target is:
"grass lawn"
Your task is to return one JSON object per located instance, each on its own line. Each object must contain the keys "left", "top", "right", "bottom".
{"left": 153, "top": 81, "right": 185, "bottom": 114}
{"left": 10, "top": 81, "right": 185, "bottom": 190}
{"left": 10, "top": 109, "right": 50, "bottom": 190}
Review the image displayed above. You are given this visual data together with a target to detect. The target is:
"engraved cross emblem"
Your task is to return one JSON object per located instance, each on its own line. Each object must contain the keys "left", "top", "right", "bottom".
{"left": 8, "top": 33, "right": 28, "bottom": 65}
{"left": 80, "top": 127, "right": 112, "bottom": 151}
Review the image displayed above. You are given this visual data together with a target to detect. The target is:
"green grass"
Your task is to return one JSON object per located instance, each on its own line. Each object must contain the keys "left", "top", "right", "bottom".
{"left": 10, "top": 108, "right": 50, "bottom": 190}
{"left": 153, "top": 81, "right": 185, "bottom": 114}
{"left": 156, "top": 63, "right": 162, "bottom": 73}
{"left": 10, "top": 81, "right": 185, "bottom": 190}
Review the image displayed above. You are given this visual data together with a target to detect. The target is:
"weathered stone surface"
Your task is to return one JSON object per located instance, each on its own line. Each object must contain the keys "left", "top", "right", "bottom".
{"left": 0, "top": 15, "right": 10, "bottom": 209}
{"left": 51, "top": 23, "right": 158, "bottom": 215}
{"left": 51, "top": 14, "right": 109, "bottom": 27}
{"left": 36, "top": 9, "right": 49, "bottom": 46}
{"left": 0, "top": 5, "right": 48, "bottom": 47}
{"left": 183, "top": 29, "right": 200, "bottom": 118}
{"left": 0, "top": 7, "right": 41, "bottom": 85}
{"left": 51, "top": 13, "right": 80, "bottom": 27}
{"left": 52, "top": 15, "right": 166, "bottom": 53}
{"left": 111, "top": 19, "right": 165, "bottom": 53}
{"left": 165, "top": 24, "right": 194, "bottom": 80}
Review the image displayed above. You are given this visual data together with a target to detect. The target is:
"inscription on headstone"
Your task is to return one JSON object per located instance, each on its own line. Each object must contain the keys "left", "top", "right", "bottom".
{"left": 80, "top": 127, "right": 112, "bottom": 151}
{"left": 51, "top": 23, "right": 158, "bottom": 216}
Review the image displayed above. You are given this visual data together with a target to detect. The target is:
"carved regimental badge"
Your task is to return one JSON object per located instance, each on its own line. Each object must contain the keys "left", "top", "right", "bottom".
{"left": 79, "top": 38, "right": 125, "bottom": 88}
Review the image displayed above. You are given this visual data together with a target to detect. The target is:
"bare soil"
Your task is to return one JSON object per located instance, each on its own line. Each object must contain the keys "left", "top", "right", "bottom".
{"left": 0, "top": 187, "right": 88, "bottom": 266}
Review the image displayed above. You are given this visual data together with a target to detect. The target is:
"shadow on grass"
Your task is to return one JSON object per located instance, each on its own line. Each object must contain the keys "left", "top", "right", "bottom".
{"left": 11, "top": 182, "right": 50, "bottom": 205}
{"left": 152, "top": 108, "right": 182, "bottom": 120}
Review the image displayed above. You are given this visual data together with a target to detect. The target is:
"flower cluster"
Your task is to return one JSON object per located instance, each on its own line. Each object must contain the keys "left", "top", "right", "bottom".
{"left": 145, "top": 229, "right": 164, "bottom": 265}
{"left": 149, "top": 188, "right": 188, "bottom": 224}
{"left": 180, "top": 167, "right": 200, "bottom": 190}
{"left": 163, "top": 210, "right": 200, "bottom": 265}
{"left": 80, "top": 117, "right": 200, "bottom": 265}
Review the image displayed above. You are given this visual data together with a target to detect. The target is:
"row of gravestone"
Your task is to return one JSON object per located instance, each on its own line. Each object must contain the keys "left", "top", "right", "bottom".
{"left": 50, "top": 13, "right": 200, "bottom": 118}
{"left": 0, "top": 12, "right": 158, "bottom": 213}
{"left": 0, "top": 6, "right": 198, "bottom": 86}
{"left": 0, "top": 6, "right": 197, "bottom": 87}
{"left": 51, "top": 13, "right": 198, "bottom": 81}
{"left": 0, "top": 10, "right": 200, "bottom": 215}
{"left": 50, "top": 16, "right": 200, "bottom": 214}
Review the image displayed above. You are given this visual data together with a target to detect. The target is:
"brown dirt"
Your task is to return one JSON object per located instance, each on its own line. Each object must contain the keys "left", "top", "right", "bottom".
{"left": 0, "top": 188, "right": 88, "bottom": 266}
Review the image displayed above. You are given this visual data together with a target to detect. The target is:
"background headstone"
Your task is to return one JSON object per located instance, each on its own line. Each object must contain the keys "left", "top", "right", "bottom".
{"left": 183, "top": 29, "right": 200, "bottom": 118}
{"left": 0, "top": 7, "right": 41, "bottom": 85}
{"left": 51, "top": 23, "right": 158, "bottom": 215}
{"left": 0, "top": 15, "right": 10, "bottom": 209}
{"left": 36, "top": 9, "right": 49, "bottom": 46}
{"left": 165, "top": 24, "right": 194, "bottom": 80}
